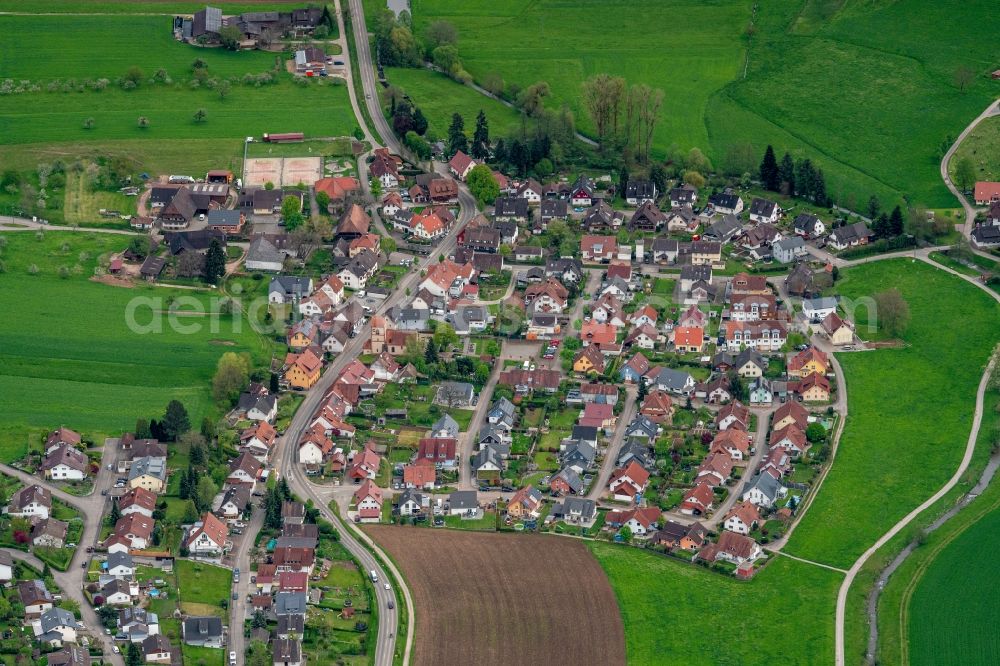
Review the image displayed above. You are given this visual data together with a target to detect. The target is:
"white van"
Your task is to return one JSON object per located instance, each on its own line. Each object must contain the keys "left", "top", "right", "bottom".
{"left": 369, "top": 570, "right": 378, "bottom": 583}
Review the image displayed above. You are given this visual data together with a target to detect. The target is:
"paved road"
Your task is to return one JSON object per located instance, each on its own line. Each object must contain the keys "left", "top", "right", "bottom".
{"left": 1, "top": 441, "right": 120, "bottom": 664}
{"left": 458, "top": 349, "right": 505, "bottom": 490}
{"left": 833, "top": 257, "right": 1000, "bottom": 666}
{"left": 703, "top": 404, "right": 774, "bottom": 528}
{"left": 939, "top": 99, "right": 1000, "bottom": 236}
{"left": 586, "top": 386, "right": 638, "bottom": 501}
{"left": 226, "top": 497, "right": 264, "bottom": 665}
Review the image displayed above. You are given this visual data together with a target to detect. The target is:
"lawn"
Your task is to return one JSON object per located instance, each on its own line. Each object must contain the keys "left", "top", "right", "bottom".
{"left": 784, "top": 260, "right": 1000, "bottom": 568}
{"left": 0, "top": 232, "right": 269, "bottom": 462}
{"left": 949, "top": 115, "right": 1000, "bottom": 185}
{"left": 175, "top": 559, "right": 232, "bottom": 615}
{"left": 408, "top": 0, "right": 750, "bottom": 155}
{"left": 408, "top": 0, "right": 1000, "bottom": 208}
{"left": 382, "top": 67, "right": 524, "bottom": 140}
{"left": 590, "top": 543, "right": 841, "bottom": 665}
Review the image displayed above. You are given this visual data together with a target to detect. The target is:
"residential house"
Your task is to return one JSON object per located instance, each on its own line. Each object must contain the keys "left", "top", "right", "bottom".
{"left": 498, "top": 368, "right": 561, "bottom": 394}
{"left": 117, "top": 607, "right": 160, "bottom": 643}
{"left": 828, "top": 222, "right": 873, "bottom": 250}
{"left": 716, "top": 401, "right": 750, "bottom": 431}
{"left": 47, "top": 646, "right": 92, "bottom": 666}
{"left": 34, "top": 607, "right": 79, "bottom": 647}
{"left": 724, "top": 321, "right": 787, "bottom": 352}
{"left": 472, "top": 445, "right": 503, "bottom": 482}
{"left": 784, "top": 262, "right": 817, "bottom": 297}
{"left": 679, "top": 265, "right": 712, "bottom": 292}
{"left": 397, "top": 488, "right": 429, "bottom": 517}
{"left": 644, "top": 367, "right": 696, "bottom": 396}
{"left": 353, "top": 480, "right": 383, "bottom": 523}
{"left": 802, "top": 297, "right": 839, "bottom": 321}
{"left": 703, "top": 531, "right": 762, "bottom": 565}
{"left": 551, "top": 497, "right": 596, "bottom": 524}
{"left": 650, "top": 237, "right": 680, "bottom": 264}
{"left": 507, "top": 486, "right": 544, "bottom": 519}
{"left": 772, "top": 401, "right": 809, "bottom": 432}
{"left": 788, "top": 346, "right": 829, "bottom": 378}
{"left": 796, "top": 373, "right": 831, "bottom": 402}
{"left": 624, "top": 323, "right": 662, "bottom": 350}
{"left": 822, "top": 312, "right": 854, "bottom": 346}
{"left": 608, "top": 461, "right": 650, "bottom": 502}
{"left": 284, "top": 349, "right": 323, "bottom": 390}
{"left": 580, "top": 321, "right": 617, "bottom": 348}
{"left": 672, "top": 326, "right": 704, "bottom": 353}
{"left": 573, "top": 345, "right": 606, "bottom": 374}
{"left": 545, "top": 257, "right": 585, "bottom": 283}
{"left": 772, "top": 236, "right": 808, "bottom": 263}
{"left": 416, "top": 438, "right": 458, "bottom": 469}
{"left": 273, "top": 638, "right": 303, "bottom": 666}
{"left": 101, "top": 579, "right": 133, "bottom": 606}
{"left": 640, "top": 390, "right": 674, "bottom": 424}
{"left": 711, "top": 428, "right": 752, "bottom": 462}
{"left": 448, "top": 490, "right": 479, "bottom": 516}
{"left": 186, "top": 512, "right": 229, "bottom": 555}
{"left": 679, "top": 482, "right": 715, "bottom": 516}
{"left": 217, "top": 486, "right": 252, "bottom": 522}
{"left": 39, "top": 444, "right": 89, "bottom": 481}
{"left": 516, "top": 179, "right": 543, "bottom": 204}
{"left": 741, "top": 473, "right": 787, "bottom": 508}
{"left": 748, "top": 197, "right": 781, "bottom": 224}
{"left": 402, "top": 461, "right": 436, "bottom": 490}
{"left": 669, "top": 185, "right": 698, "bottom": 208}
{"left": 348, "top": 443, "right": 382, "bottom": 482}
{"left": 748, "top": 377, "right": 773, "bottom": 405}
{"left": 448, "top": 151, "right": 478, "bottom": 180}
{"left": 142, "top": 635, "right": 175, "bottom": 664}
{"left": 793, "top": 213, "right": 825, "bottom": 238}
{"left": 581, "top": 201, "right": 624, "bottom": 232}
{"left": 581, "top": 235, "right": 618, "bottom": 263}
{"left": 697, "top": 453, "right": 734, "bottom": 487}
{"left": 269, "top": 276, "right": 314, "bottom": 304}
{"left": 579, "top": 382, "right": 619, "bottom": 405}
{"left": 625, "top": 180, "right": 657, "bottom": 206}
{"left": 337, "top": 249, "right": 379, "bottom": 289}
{"left": 31, "top": 518, "right": 68, "bottom": 548}
{"left": 106, "top": 552, "right": 136, "bottom": 579}
{"left": 770, "top": 424, "right": 809, "bottom": 457}
{"left": 549, "top": 468, "right": 584, "bottom": 496}
{"left": 241, "top": 421, "right": 278, "bottom": 461}
{"left": 182, "top": 617, "right": 223, "bottom": 648}
{"left": 703, "top": 214, "right": 742, "bottom": 243}
{"left": 620, "top": 352, "right": 650, "bottom": 383}
{"left": 0, "top": 551, "right": 12, "bottom": 585}
{"left": 708, "top": 190, "right": 744, "bottom": 215}
{"left": 128, "top": 456, "right": 167, "bottom": 493}
{"left": 118, "top": 487, "right": 156, "bottom": 519}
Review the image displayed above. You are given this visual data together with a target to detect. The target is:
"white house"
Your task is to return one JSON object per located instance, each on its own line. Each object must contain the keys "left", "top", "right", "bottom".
{"left": 33, "top": 608, "right": 78, "bottom": 647}
{"left": 722, "top": 502, "right": 760, "bottom": 535}
{"left": 186, "top": 513, "right": 229, "bottom": 555}
{"left": 802, "top": 296, "right": 839, "bottom": 321}
{"left": 397, "top": 489, "right": 428, "bottom": 517}
{"left": 772, "top": 236, "right": 808, "bottom": 264}
{"left": 741, "top": 473, "right": 787, "bottom": 509}
{"left": 748, "top": 197, "right": 781, "bottom": 224}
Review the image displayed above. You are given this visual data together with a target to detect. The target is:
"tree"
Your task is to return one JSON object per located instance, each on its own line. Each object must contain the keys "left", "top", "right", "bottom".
{"left": 126, "top": 641, "right": 142, "bottom": 666}
{"left": 806, "top": 422, "right": 827, "bottom": 443}
{"left": 954, "top": 156, "right": 976, "bottom": 192}
{"left": 953, "top": 65, "right": 975, "bottom": 93}
{"left": 424, "top": 338, "right": 438, "bottom": 363}
{"left": 314, "top": 190, "right": 330, "bottom": 212}
{"left": 189, "top": 441, "right": 206, "bottom": 466}
{"left": 412, "top": 107, "right": 428, "bottom": 135}
{"left": 866, "top": 195, "right": 881, "bottom": 221}
{"left": 580, "top": 73, "right": 626, "bottom": 146}
{"left": 177, "top": 251, "right": 205, "bottom": 278}
{"left": 248, "top": 640, "right": 271, "bottom": 666}
{"left": 471, "top": 110, "right": 490, "bottom": 159}
{"left": 874, "top": 288, "right": 910, "bottom": 338}
{"left": 127, "top": 235, "right": 153, "bottom": 259}
{"left": 432, "top": 44, "right": 461, "bottom": 74}
{"left": 83, "top": 117, "right": 95, "bottom": 130}
{"left": 381, "top": 236, "right": 397, "bottom": 255}
{"left": 123, "top": 66, "right": 144, "bottom": 86}
{"left": 872, "top": 212, "right": 891, "bottom": 239}
{"left": 649, "top": 164, "right": 667, "bottom": 196}
{"left": 466, "top": 164, "right": 499, "bottom": 206}
{"left": 137, "top": 116, "right": 149, "bottom": 129}
{"left": 682, "top": 170, "right": 706, "bottom": 189}
{"left": 517, "top": 81, "right": 550, "bottom": 118}
{"left": 447, "top": 113, "right": 468, "bottom": 154}
{"left": 212, "top": 352, "right": 250, "bottom": 404}
{"left": 162, "top": 399, "right": 191, "bottom": 441}
{"left": 204, "top": 238, "right": 226, "bottom": 284}
{"left": 424, "top": 20, "right": 457, "bottom": 49}
{"left": 192, "top": 58, "right": 207, "bottom": 70}
{"left": 219, "top": 24, "right": 242, "bottom": 50}
{"left": 108, "top": 499, "right": 121, "bottom": 525}
{"left": 759, "top": 145, "right": 779, "bottom": 191}
{"left": 218, "top": 80, "right": 231, "bottom": 100}
{"left": 888, "top": 205, "right": 904, "bottom": 237}
{"left": 482, "top": 71, "right": 504, "bottom": 96}
{"left": 795, "top": 158, "right": 815, "bottom": 200}
{"left": 193, "top": 108, "right": 207, "bottom": 123}
{"left": 812, "top": 168, "right": 829, "bottom": 207}
{"left": 433, "top": 323, "right": 458, "bottom": 351}
{"left": 195, "top": 476, "right": 219, "bottom": 513}
{"left": 778, "top": 152, "right": 795, "bottom": 196}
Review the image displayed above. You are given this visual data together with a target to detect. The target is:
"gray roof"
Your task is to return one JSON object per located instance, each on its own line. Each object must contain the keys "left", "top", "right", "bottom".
{"left": 552, "top": 467, "right": 583, "bottom": 494}
{"left": 734, "top": 348, "right": 766, "bottom": 370}
{"left": 275, "top": 591, "right": 307, "bottom": 616}
{"left": 449, "top": 490, "right": 478, "bottom": 510}
{"left": 472, "top": 445, "right": 503, "bottom": 472}
{"left": 649, "top": 367, "right": 694, "bottom": 392}
{"left": 624, "top": 415, "right": 658, "bottom": 439}
{"left": 247, "top": 236, "right": 285, "bottom": 265}
{"left": 431, "top": 413, "right": 460, "bottom": 438}
{"left": 206, "top": 209, "right": 241, "bottom": 226}
{"left": 571, "top": 425, "right": 599, "bottom": 443}
{"left": 129, "top": 456, "right": 166, "bottom": 481}
{"left": 705, "top": 214, "right": 742, "bottom": 240}
{"left": 269, "top": 275, "right": 312, "bottom": 298}
{"left": 489, "top": 397, "right": 515, "bottom": 423}
{"left": 743, "top": 473, "right": 784, "bottom": 502}
{"left": 560, "top": 440, "right": 597, "bottom": 467}
{"left": 398, "top": 488, "right": 424, "bottom": 507}
{"left": 802, "top": 296, "right": 839, "bottom": 311}
{"left": 749, "top": 197, "right": 778, "bottom": 217}
{"left": 773, "top": 236, "right": 806, "bottom": 251}
{"left": 617, "top": 440, "right": 653, "bottom": 468}
{"left": 106, "top": 551, "right": 134, "bottom": 571}
{"left": 553, "top": 496, "right": 595, "bottom": 520}
{"left": 183, "top": 616, "right": 222, "bottom": 640}
{"left": 680, "top": 265, "right": 712, "bottom": 281}
{"left": 40, "top": 607, "right": 77, "bottom": 633}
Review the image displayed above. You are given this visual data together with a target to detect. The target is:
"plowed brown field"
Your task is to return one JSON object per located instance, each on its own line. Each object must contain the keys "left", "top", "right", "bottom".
{"left": 365, "top": 526, "right": 626, "bottom": 666}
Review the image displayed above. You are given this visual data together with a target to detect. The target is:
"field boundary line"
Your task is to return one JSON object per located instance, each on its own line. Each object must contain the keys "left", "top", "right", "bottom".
{"left": 767, "top": 549, "right": 847, "bottom": 574}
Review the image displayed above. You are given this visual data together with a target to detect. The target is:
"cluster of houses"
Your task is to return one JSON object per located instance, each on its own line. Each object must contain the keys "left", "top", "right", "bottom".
{"left": 971, "top": 182, "right": 1000, "bottom": 249}
{"left": 239, "top": 499, "right": 320, "bottom": 666}
{"left": 176, "top": 5, "right": 327, "bottom": 48}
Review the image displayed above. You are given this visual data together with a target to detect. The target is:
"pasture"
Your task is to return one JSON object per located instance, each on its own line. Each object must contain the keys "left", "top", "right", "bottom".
{"left": 949, "top": 115, "right": 1000, "bottom": 184}
{"left": 408, "top": 0, "right": 750, "bottom": 154}
{"left": 408, "top": 0, "right": 1000, "bottom": 207}
{"left": 0, "top": 231, "right": 270, "bottom": 462}
{"left": 590, "top": 543, "right": 841, "bottom": 665}
{"left": 784, "top": 260, "right": 1000, "bottom": 568}
{"left": 175, "top": 559, "right": 233, "bottom": 615}
{"left": 365, "top": 526, "right": 626, "bottom": 666}
{"left": 383, "top": 67, "right": 526, "bottom": 140}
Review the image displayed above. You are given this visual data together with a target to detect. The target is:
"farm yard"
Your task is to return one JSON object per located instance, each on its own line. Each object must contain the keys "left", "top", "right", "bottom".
{"left": 784, "top": 260, "right": 1000, "bottom": 568}
{"left": 591, "top": 543, "right": 841, "bottom": 665}
{"left": 365, "top": 526, "right": 626, "bottom": 666}
{"left": 400, "top": 0, "right": 1000, "bottom": 208}
{"left": 0, "top": 231, "right": 270, "bottom": 462}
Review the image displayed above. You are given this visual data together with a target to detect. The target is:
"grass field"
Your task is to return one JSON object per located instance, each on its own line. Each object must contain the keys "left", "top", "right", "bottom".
{"left": 907, "top": 503, "right": 1000, "bottom": 665}
{"left": 175, "top": 560, "right": 232, "bottom": 614}
{"left": 0, "top": 232, "right": 270, "bottom": 461}
{"left": 0, "top": 12, "right": 357, "bottom": 196}
{"left": 949, "top": 115, "right": 1000, "bottom": 185}
{"left": 408, "top": 0, "right": 750, "bottom": 154}
{"left": 407, "top": 0, "right": 1000, "bottom": 208}
{"left": 366, "top": 526, "right": 625, "bottom": 666}
{"left": 784, "top": 260, "right": 1000, "bottom": 568}
{"left": 383, "top": 67, "right": 527, "bottom": 140}
{"left": 590, "top": 543, "right": 841, "bottom": 665}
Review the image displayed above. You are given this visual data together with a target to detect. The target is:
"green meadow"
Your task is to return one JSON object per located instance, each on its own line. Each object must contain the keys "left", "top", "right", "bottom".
{"left": 0, "top": 231, "right": 270, "bottom": 462}
{"left": 405, "top": 0, "right": 1000, "bottom": 207}
{"left": 784, "top": 260, "right": 1000, "bottom": 568}
{"left": 590, "top": 543, "right": 841, "bottom": 665}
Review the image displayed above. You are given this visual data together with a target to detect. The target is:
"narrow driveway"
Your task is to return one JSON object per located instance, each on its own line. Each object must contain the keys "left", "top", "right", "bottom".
{"left": 586, "top": 387, "right": 638, "bottom": 501}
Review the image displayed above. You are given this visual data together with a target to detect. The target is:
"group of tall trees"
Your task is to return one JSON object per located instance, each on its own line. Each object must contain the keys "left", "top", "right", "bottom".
{"left": 263, "top": 478, "right": 293, "bottom": 529}
{"left": 580, "top": 73, "right": 664, "bottom": 163}
{"left": 865, "top": 195, "right": 906, "bottom": 239}
{"left": 135, "top": 399, "right": 190, "bottom": 442}
{"left": 759, "top": 145, "right": 830, "bottom": 207}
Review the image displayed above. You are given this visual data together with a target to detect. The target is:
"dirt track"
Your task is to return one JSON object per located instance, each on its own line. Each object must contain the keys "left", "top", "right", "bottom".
{"left": 365, "top": 526, "right": 626, "bottom": 666}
